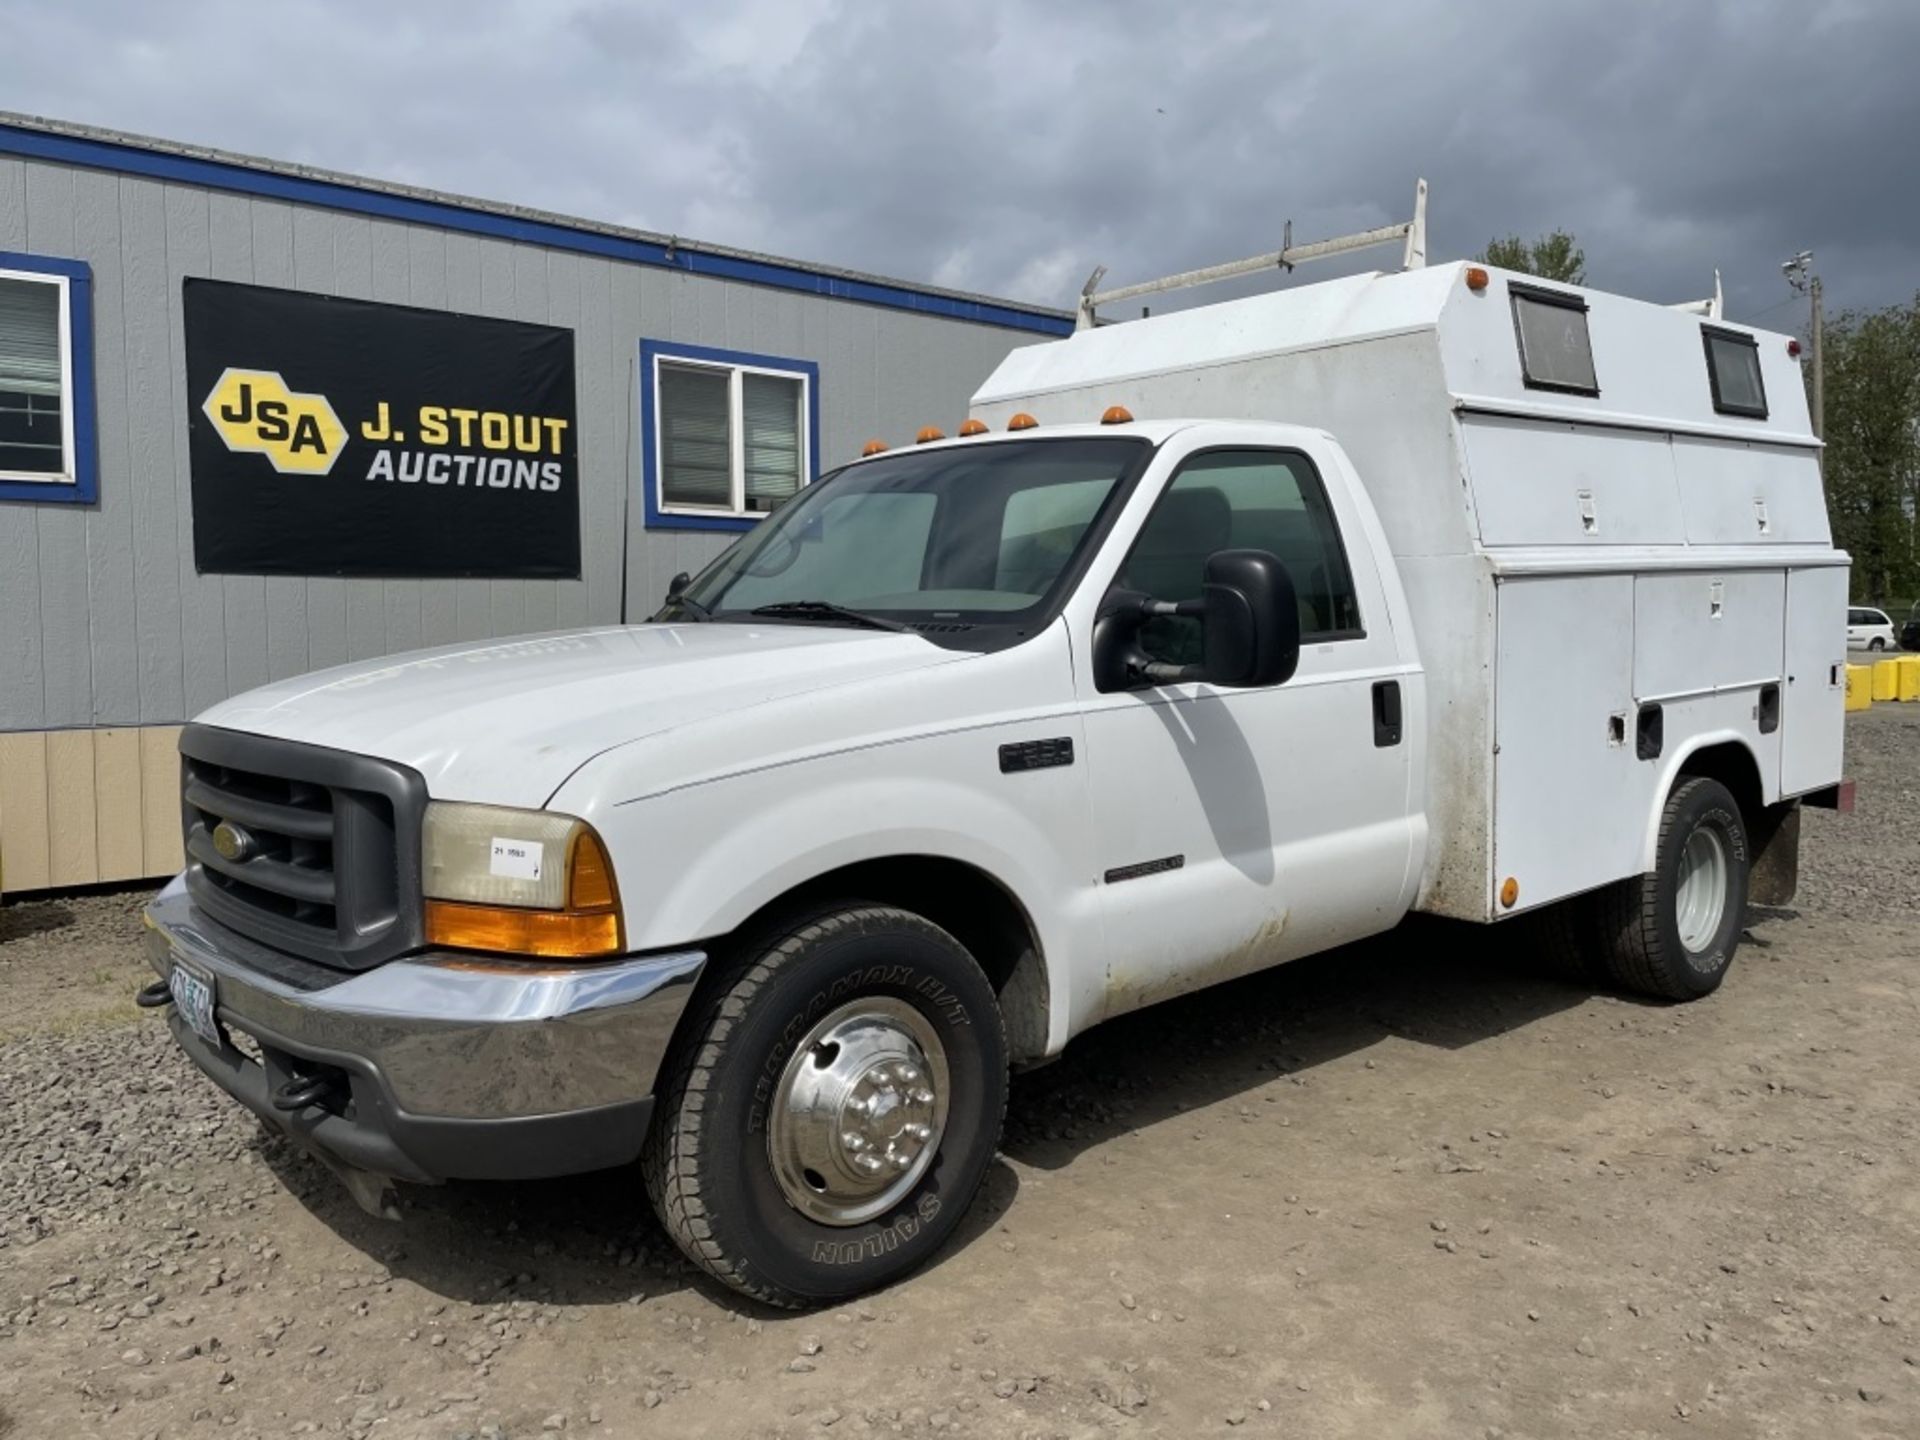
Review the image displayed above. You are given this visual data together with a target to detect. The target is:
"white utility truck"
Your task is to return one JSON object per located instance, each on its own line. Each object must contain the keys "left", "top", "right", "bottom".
{"left": 142, "top": 220, "right": 1849, "bottom": 1307}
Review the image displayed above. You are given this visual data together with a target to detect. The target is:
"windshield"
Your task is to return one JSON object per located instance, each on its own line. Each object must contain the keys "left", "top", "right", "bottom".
{"left": 675, "top": 437, "right": 1146, "bottom": 634}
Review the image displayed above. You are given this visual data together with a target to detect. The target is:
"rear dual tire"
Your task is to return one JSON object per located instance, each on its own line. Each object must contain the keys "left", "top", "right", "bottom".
{"left": 643, "top": 904, "right": 1008, "bottom": 1309}
{"left": 1534, "top": 776, "right": 1750, "bottom": 1001}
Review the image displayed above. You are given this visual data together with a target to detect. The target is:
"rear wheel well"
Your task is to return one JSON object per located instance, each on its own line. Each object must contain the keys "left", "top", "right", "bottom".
{"left": 1676, "top": 740, "right": 1762, "bottom": 827}
{"left": 709, "top": 857, "right": 1050, "bottom": 1065}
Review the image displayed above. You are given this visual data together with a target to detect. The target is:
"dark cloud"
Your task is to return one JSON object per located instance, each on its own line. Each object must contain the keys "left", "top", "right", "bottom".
{"left": 3, "top": 0, "right": 1913, "bottom": 326}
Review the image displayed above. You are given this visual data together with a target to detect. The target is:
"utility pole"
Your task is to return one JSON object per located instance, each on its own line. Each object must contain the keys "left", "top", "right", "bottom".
{"left": 1783, "top": 251, "right": 1823, "bottom": 442}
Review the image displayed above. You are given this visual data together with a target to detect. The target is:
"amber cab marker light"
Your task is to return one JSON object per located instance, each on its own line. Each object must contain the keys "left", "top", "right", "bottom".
{"left": 1100, "top": 405, "right": 1134, "bottom": 425}
{"left": 1007, "top": 412, "right": 1039, "bottom": 431}
{"left": 915, "top": 425, "right": 946, "bottom": 444}
{"left": 1499, "top": 876, "right": 1520, "bottom": 909}
{"left": 958, "top": 418, "right": 989, "bottom": 437}
{"left": 1465, "top": 266, "right": 1491, "bottom": 292}
{"left": 861, "top": 438, "right": 889, "bottom": 457}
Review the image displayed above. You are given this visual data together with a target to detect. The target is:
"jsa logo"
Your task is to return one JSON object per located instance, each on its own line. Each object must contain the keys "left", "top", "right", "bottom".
{"left": 203, "top": 368, "right": 348, "bottom": 475}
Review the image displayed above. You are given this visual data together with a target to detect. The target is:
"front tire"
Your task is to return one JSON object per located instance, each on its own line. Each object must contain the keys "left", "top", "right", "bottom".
{"left": 1592, "top": 776, "right": 1750, "bottom": 1001}
{"left": 643, "top": 904, "right": 1008, "bottom": 1308}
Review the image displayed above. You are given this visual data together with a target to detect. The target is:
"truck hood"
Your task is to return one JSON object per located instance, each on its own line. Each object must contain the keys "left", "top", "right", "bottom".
{"left": 195, "top": 622, "right": 968, "bottom": 808}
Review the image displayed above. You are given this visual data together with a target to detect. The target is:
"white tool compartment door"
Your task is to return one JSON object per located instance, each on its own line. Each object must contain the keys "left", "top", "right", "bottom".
{"left": 1493, "top": 574, "right": 1644, "bottom": 911}
{"left": 1780, "top": 566, "right": 1847, "bottom": 796}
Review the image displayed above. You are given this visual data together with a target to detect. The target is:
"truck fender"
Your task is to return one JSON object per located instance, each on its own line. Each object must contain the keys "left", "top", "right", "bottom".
{"left": 601, "top": 769, "right": 1082, "bottom": 1057}
{"left": 1636, "top": 729, "right": 1763, "bottom": 873}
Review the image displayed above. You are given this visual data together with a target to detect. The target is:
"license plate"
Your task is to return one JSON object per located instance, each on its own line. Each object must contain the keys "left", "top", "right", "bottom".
{"left": 169, "top": 962, "right": 222, "bottom": 1047}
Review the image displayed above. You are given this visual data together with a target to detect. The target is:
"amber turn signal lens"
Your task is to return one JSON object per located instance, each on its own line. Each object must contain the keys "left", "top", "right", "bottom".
{"left": 1465, "top": 266, "right": 1490, "bottom": 292}
{"left": 1007, "top": 412, "right": 1039, "bottom": 431}
{"left": 861, "top": 438, "right": 889, "bottom": 457}
{"left": 426, "top": 901, "right": 622, "bottom": 959}
{"left": 958, "top": 418, "right": 989, "bottom": 437}
{"left": 915, "top": 425, "right": 945, "bottom": 444}
{"left": 1499, "top": 876, "right": 1520, "bottom": 909}
{"left": 568, "top": 829, "right": 618, "bottom": 910}
{"left": 1100, "top": 405, "right": 1134, "bottom": 425}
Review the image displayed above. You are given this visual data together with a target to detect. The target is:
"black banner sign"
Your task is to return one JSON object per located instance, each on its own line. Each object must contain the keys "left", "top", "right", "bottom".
{"left": 184, "top": 279, "right": 580, "bottom": 578}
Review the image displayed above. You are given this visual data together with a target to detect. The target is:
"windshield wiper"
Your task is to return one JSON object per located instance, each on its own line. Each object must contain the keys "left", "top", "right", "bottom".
{"left": 746, "top": 600, "right": 911, "bottom": 633}
{"left": 670, "top": 593, "right": 712, "bottom": 621}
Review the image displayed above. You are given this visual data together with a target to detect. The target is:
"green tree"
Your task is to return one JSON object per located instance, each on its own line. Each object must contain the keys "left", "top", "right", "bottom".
{"left": 1819, "top": 296, "right": 1920, "bottom": 605}
{"left": 1480, "top": 230, "right": 1586, "bottom": 284}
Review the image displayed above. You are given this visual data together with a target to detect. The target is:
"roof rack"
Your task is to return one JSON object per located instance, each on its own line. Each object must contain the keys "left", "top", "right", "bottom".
{"left": 1075, "top": 178, "right": 1428, "bottom": 330}
{"left": 1667, "top": 269, "right": 1725, "bottom": 321}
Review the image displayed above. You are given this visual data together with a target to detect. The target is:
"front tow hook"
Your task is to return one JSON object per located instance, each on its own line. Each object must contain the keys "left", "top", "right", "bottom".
{"left": 272, "top": 1074, "right": 341, "bottom": 1112}
{"left": 135, "top": 980, "right": 174, "bottom": 1009}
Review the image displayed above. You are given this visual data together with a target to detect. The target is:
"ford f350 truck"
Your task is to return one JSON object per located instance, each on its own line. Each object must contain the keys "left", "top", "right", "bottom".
{"left": 141, "top": 255, "right": 1849, "bottom": 1307}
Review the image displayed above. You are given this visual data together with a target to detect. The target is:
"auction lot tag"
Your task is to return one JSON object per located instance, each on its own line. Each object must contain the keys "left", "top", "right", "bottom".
{"left": 489, "top": 838, "right": 544, "bottom": 881}
{"left": 169, "top": 961, "right": 222, "bottom": 1047}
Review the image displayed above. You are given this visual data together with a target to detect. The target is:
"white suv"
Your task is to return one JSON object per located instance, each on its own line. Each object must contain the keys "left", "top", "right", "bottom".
{"left": 1848, "top": 606, "right": 1896, "bottom": 651}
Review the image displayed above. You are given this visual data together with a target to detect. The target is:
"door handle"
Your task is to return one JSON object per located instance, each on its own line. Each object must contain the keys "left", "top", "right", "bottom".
{"left": 1372, "top": 680, "right": 1403, "bottom": 747}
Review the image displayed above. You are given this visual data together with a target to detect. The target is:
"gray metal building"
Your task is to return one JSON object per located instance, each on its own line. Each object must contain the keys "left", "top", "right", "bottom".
{"left": 0, "top": 113, "right": 1071, "bottom": 893}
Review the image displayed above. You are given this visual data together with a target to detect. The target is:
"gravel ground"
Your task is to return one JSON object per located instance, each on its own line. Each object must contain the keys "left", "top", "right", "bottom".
{"left": 0, "top": 705, "right": 1915, "bottom": 1439}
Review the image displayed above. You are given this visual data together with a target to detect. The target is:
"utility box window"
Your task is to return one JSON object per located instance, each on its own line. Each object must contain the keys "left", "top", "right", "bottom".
{"left": 1702, "top": 325, "right": 1768, "bottom": 419}
{"left": 1510, "top": 282, "right": 1599, "bottom": 396}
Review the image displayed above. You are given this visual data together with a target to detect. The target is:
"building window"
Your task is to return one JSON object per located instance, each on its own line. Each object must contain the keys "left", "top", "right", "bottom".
{"left": 1509, "top": 281, "right": 1599, "bottom": 397}
{"left": 1702, "top": 324, "right": 1768, "bottom": 419}
{"left": 641, "top": 340, "right": 819, "bottom": 531}
{"left": 0, "top": 254, "right": 95, "bottom": 503}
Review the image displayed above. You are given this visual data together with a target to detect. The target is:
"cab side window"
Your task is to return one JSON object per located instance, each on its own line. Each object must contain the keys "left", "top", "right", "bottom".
{"left": 1118, "top": 448, "right": 1362, "bottom": 668}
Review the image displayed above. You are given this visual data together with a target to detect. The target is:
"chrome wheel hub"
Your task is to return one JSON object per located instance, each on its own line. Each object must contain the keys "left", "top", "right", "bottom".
{"left": 1675, "top": 825, "right": 1729, "bottom": 954}
{"left": 767, "top": 997, "right": 950, "bottom": 1226}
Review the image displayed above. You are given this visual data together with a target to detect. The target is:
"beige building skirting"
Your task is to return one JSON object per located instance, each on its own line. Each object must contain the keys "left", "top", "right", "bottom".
{"left": 0, "top": 726, "right": 184, "bottom": 896}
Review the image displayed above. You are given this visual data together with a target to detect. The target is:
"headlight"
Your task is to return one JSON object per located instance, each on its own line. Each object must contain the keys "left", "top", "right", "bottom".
{"left": 421, "top": 802, "right": 623, "bottom": 959}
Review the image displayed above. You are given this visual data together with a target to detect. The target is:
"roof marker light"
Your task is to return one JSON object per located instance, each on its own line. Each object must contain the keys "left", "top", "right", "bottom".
{"left": 915, "top": 425, "right": 946, "bottom": 444}
{"left": 1786, "top": 338, "right": 1802, "bottom": 358}
{"left": 861, "top": 438, "right": 889, "bottom": 457}
{"left": 1465, "top": 266, "right": 1490, "bottom": 292}
{"left": 958, "top": 418, "right": 989, "bottom": 437}
{"left": 1100, "top": 405, "right": 1134, "bottom": 425}
{"left": 1007, "top": 413, "right": 1039, "bottom": 431}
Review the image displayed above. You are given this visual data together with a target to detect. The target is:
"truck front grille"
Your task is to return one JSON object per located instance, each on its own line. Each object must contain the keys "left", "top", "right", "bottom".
{"left": 179, "top": 725, "right": 427, "bottom": 971}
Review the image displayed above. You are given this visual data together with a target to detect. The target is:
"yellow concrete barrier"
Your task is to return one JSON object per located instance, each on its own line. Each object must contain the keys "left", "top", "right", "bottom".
{"left": 1898, "top": 653, "right": 1920, "bottom": 702}
{"left": 1845, "top": 663, "right": 1873, "bottom": 712}
{"left": 1871, "top": 657, "right": 1901, "bottom": 701}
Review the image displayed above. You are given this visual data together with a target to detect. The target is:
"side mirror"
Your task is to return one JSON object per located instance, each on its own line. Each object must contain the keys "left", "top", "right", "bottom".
{"left": 665, "top": 571, "right": 691, "bottom": 602}
{"left": 1093, "top": 548, "right": 1300, "bottom": 691}
{"left": 1197, "top": 549, "right": 1301, "bottom": 688}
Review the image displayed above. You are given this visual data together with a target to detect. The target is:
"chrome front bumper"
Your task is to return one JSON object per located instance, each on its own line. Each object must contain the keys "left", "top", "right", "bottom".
{"left": 142, "top": 876, "right": 705, "bottom": 1185}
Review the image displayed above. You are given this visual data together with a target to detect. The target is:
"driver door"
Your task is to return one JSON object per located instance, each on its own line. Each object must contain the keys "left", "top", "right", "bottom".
{"left": 1068, "top": 435, "right": 1417, "bottom": 1026}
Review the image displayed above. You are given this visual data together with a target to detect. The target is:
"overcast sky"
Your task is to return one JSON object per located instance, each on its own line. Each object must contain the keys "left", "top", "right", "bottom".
{"left": 3, "top": 0, "right": 1915, "bottom": 328}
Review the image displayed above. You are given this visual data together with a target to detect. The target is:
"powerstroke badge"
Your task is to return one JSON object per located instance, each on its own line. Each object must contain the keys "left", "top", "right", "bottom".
{"left": 183, "top": 278, "right": 580, "bottom": 579}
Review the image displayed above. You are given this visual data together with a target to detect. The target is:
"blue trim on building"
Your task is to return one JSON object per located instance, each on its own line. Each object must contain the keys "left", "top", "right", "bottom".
{"left": 640, "top": 340, "right": 821, "bottom": 534}
{"left": 0, "top": 250, "right": 97, "bottom": 505}
{"left": 0, "top": 123, "right": 1075, "bottom": 338}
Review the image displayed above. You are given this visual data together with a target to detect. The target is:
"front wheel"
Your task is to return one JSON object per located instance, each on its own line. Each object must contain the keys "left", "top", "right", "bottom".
{"left": 643, "top": 904, "right": 1008, "bottom": 1308}
{"left": 1591, "top": 776, "right": 1750, "bottom": 1001}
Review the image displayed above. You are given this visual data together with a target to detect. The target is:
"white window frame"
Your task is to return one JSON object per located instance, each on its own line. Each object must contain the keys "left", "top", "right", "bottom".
{"left": 651, "top": 352, "right": 812, "bottom": 521}
{"left": 0, "top": 266, "right": 77, "bottom": 486}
